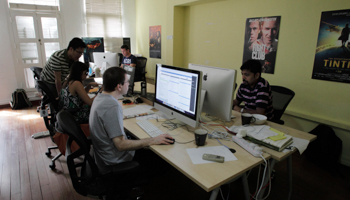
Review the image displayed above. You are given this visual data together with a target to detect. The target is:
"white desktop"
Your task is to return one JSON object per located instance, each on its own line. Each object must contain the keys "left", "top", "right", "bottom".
{"left": 188, "top": 63, "right": 236, "bottom": 122}
{"left": 92, "top": 52, "right": 119, "bottom": 75}
{"left": 154, "top": 64, "right": 202, "bottom": 128}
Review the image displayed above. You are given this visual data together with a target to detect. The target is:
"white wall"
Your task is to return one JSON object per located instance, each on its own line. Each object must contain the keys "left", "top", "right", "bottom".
{"left": 0, "top": 0, "right": 19, "bottom": 105}
{"left": 122, "top": 0, "right": 136, "bottom": 54}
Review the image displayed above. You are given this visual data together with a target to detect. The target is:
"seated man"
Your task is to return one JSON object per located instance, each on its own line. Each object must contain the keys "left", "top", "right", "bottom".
{"left": 232, "top": 59, "right": 274, "bottom": 120}
{"left": 89, "top": 67, "right": 173, "bottom": 175}
{"left": 120, "top": 44, "right": 136, "bottom": 68}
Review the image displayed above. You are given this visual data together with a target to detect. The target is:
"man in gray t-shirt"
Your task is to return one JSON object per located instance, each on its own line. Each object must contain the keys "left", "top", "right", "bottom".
{"left": 89, "top": 67, "right": 173, "bottom": 174}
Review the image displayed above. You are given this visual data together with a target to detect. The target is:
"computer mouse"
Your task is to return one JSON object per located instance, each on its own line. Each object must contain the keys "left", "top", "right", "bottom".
{"left": 122, "top": 99, "right": 132, "bottom": 104}
{"left": 135, "top": 97, "right": 144, "bottom": 104}
{"left": 167, "top": 137, "right": 175, "bottom": 144}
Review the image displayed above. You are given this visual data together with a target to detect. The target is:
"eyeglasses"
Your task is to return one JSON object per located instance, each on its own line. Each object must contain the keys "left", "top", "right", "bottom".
{"left": 85, "top": 72, "right": 89, "bottom": 75}
{"left": 75, "top": 50, "right": 84, "bottom": 55}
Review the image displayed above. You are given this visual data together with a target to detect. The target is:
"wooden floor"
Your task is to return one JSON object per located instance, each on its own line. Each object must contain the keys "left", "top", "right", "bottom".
{"left": 1, "top": 106, "right": 350, "bottom": 200}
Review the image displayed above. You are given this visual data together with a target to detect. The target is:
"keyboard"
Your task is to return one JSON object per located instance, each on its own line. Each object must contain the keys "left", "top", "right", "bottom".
{"left": 136, "top": 120, "right": 164, "bottom": 138}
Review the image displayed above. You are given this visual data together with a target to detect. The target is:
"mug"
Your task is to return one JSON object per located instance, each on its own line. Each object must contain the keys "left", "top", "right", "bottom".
{"left": 195, "top": 129, "right": 208, "bottom": 146}
{"left": 241, "top": 113, "right": 256, "bottom": 125}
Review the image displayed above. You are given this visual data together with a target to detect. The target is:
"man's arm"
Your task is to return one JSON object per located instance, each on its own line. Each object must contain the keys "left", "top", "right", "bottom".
{"left": 232, "top": 99, "right": 242, "bottom": 112}
{"left": 54, "top": 71, "right": 62, "bottom": 96}
{"left": 112, "top": 134, "right": 174, "bottom": 151}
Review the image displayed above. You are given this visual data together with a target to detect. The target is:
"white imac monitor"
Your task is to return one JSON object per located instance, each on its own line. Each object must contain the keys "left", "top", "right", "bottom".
{"left": 93, "top": 52, "right": 119, "bottom": 71}
{"left": 188, "top": 63, "right": 236, "bottom": 122}
{"left": 154, "top": 64, "right": 202, "bottom": 128}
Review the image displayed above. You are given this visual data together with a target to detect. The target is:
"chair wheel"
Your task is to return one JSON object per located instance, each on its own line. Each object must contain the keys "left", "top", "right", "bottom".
{"left": 49, "top": 163, "right": 55, "bottom": 170}
{"left": 45, "top": 151, "right": 51, "bottom": 157}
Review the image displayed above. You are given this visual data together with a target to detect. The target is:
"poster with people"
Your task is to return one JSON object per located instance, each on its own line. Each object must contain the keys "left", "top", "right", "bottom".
{"left": 81, "top": 37, "right": 104, "bottom": 64}
{"left": 312, "top": 9, "right": 350, "bottom": 84}
{"left": 242, "top": 16, "right": 281, "bottom": 74}
{"left": 149, "top": 25, "right": 161, "bottom": 59}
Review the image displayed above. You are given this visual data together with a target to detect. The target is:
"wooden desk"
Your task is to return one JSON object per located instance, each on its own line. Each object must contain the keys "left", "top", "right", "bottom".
{"left": 123, "top": 104, "right": 270, "bottom": 200}
{"left": 230, "top": 110, "right": 317, "bottom": 199}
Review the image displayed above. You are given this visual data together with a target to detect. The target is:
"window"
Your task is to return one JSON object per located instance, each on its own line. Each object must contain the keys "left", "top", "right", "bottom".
{"left": 85, "top": 0, "right": 123, "bottom": 52}
{"left": 8, "top": 0, "right": 59, "bottom": 6}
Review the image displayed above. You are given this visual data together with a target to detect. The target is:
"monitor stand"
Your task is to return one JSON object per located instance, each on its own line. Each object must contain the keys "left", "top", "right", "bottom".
{"left": 199, "top": 89, "right": 212, "bottom": 123}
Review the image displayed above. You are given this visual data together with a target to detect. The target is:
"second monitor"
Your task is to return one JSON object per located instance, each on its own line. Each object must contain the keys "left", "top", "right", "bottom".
{"left": 188, "top": 63, "right": 236, "bottom": 122}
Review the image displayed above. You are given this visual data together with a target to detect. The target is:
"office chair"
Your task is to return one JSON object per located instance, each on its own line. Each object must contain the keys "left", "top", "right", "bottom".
{"left": 30, "top": 66, "right": 43, "bottom": 111}
{"left": 269, "top": 85, "right": 295, "bottom": 125}
{"left": 36, "top": 80, "right": 62, "bottom": 170}
{"left": 56, "top": 110, "right": 147, "bottom": 199}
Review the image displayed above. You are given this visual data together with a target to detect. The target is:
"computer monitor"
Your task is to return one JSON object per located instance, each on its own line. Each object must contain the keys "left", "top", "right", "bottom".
{"left": 154, "top": 64, "right": 202, "bottom": 128}
{"left": 93, "top": 52, "right": 119, "bottom": 73}
{"left": 188, "top": 63, "right": 236, "bottom": 122}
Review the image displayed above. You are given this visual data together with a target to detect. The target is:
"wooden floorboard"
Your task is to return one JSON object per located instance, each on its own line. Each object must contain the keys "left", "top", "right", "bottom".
{"left": 0, "top": 107, "right": 350, "bottom": 200}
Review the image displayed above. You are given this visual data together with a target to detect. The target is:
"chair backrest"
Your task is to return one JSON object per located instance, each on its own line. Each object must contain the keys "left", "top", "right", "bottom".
{"left": 134, "top": 56, "right": 147, "bottom": 82}
{"left": 56, "top": 110, "right": 106, "bottom": 197}
{"left": 36, "top": 80, "right": 59, "bottom": 137}
{"left": 271, "top": 85, "right": 295, "bottom": 121}
{"left": 30, "top": 66, "right": 43, "bottom": 80}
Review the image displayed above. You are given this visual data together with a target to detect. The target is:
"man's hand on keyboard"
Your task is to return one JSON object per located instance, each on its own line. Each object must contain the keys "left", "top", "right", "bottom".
{"left": 151, "top": 134, "right": 174, "bottom": 145}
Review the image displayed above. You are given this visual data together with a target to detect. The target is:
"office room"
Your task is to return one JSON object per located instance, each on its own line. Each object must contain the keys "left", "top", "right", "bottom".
{"left": 0, "top": 0, "right": 349, "bottom": 199}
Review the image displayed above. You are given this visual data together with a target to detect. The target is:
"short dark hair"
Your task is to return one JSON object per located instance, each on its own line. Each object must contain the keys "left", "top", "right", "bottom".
{"left": 121, "top": 44, "right": 130, "bottom": 50}
{"left": 240, "top": 59, "right": 262, "bottom": 74}
{"left": 67, "top": 62, "right": 89, "bottom": 83}
{"left": 103, "top": 67, "right": 126, "bottom": 92}
{"left": 67, "top": 38, "right": 86, "bottom": 50}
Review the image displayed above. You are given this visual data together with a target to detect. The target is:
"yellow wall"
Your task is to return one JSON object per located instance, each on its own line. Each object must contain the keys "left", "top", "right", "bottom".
{"left": 136, "top": 0, "right": 350, "bottom": 165}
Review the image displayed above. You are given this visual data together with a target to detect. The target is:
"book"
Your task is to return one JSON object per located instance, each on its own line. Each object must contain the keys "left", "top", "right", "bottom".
{"left": 244, "top": 134, "right": 293, "bottom": 152}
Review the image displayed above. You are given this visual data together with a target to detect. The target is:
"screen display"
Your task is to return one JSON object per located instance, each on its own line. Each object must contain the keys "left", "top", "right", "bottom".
{"left": 155, "top": 64, "right": 200, "bottom": 120}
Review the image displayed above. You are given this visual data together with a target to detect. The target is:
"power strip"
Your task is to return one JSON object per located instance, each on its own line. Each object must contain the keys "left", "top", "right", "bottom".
{"left": 232, "top": 135, "right": 263, "bottom": 157}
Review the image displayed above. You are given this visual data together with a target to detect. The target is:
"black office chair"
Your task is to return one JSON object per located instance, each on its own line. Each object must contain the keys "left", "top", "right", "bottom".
{"left": 56, "top": 110, "right": 146, "bottom": 199}
{"left": 36, "top": 80, "right": 62, "bottom": 170}
{"left": 134, "top": 57, "right": 147, "bottom": 83}
{"left": 30, "top": 66, "right": 43, "bottom": 111}
{"left": 269, "top": 85, "right": 295, "bottom": 125}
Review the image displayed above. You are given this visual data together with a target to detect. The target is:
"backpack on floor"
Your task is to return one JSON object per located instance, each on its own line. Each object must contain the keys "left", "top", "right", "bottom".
{"left": 305, "top": 124, "right": 342, "bottom": 174}
{"left": 9, "top": 89, "right": 32, "bottom": 110}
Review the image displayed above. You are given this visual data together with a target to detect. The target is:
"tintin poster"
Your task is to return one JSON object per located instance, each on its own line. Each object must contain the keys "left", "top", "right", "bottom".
{"left": 82, "top": 37, "right": 104, "bottom": 64}
{"left": 312, "top": 9, "right": 350, "bottom": 84}
{"left": 242, "top": 16, "right": 281, "bottom": 74}
{"left": 149, "top": 25, "right": 161, "bottom": 59}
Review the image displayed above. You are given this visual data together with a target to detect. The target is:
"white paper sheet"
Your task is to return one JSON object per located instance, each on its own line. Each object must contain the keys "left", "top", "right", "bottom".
{"left": 186, "top": 146, "right": 237, "bottom": 164}
{"left": 230, "top": 125, "right": 277, "bottom": 140}
{"left": 291, "top": 137, "right": 310, "bottom": 155}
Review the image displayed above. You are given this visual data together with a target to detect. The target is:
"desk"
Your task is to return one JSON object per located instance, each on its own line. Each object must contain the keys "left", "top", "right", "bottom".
{"left": 230, "top": 111, "right": 317, "bottom": 199}
{"left": 123, "top": 104, "right": 270, "bottom": 200}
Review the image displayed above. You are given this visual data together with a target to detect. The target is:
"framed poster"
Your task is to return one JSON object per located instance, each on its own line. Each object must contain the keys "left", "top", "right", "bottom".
{"left": 242, "top": 16, "right": 281, "bottom": 74}
{"left": 149, "top": 25, "right": 161, "bottom": 59}
{"left": 312, "top": 9, "right": 350, "bottom": 83}
{"left": 81, "top": 37, "right": 104, "bottom": 64}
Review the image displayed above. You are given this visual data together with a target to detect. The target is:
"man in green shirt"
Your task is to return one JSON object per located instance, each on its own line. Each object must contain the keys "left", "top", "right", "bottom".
{"left": 41, "top": 38, "right": 86, "bottom": 97}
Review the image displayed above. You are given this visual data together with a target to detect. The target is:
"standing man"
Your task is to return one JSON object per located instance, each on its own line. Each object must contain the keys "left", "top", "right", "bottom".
{"left": 89, "top": 67, "right": 173, "bottom": 175}
{"left": 41, "top": 37, "right": 86, "bottom": 98}
{"left": 232, "top": 59, "right": 274, "bottom": 120}
{"left": 120, "top": 45, "right": 136, "bottom": 68}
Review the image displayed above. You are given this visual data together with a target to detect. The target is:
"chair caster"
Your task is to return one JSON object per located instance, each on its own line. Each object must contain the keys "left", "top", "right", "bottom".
{"left": 45, "top": 151, "right": 51, "bottom": 157}
{"left": 49, "top": 162, "right": 56, "bottom": 170}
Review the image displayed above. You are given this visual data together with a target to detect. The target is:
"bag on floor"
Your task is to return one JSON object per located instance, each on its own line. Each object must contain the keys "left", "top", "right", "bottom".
{"left": 9, "top": 89, "right": 32, "bottom": 110}
{"left": 305, "top": 124, "right": 342, "bottom": 174}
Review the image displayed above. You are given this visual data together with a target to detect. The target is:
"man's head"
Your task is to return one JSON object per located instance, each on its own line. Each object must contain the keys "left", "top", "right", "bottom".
{"left": 67, "top": 38, "right": 86, "bottom": 61}
{"left": 247, "top": 19, "right": 260, "bottom": 43}
{"left": 240, "top": 59, "right": 262, "bottom": 88}
{"left": 260, "top": 18, "right": 279, "bottom": 46}
{"left": 103, "top": 67, "right": 129, "bottom": 94}
{"left": 121, "top": 45, "right": 131, "bottom": 57}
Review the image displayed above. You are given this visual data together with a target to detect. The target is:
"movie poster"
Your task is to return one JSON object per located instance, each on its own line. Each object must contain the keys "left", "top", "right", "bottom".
{"left": 149, "top": 25, "right": 161, "bottom": 59}
{"left": 312, "top": 9, "right": 350, "bottom": 84}
{"left": 242, "top": 16, "right": 281, "bottom": 74}
{"left": 81, "top": 37, "right": 104, "bottom": 64}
